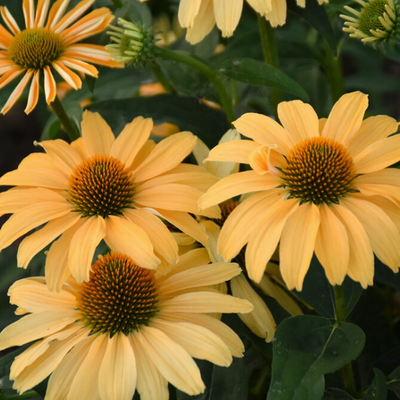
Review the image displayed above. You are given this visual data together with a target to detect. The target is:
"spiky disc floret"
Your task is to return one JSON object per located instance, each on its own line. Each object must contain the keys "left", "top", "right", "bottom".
{"left": 77, "top": 254, "right": 159, "bottom": 337}
{"left": 280, "top": 137, "right": 356, "bottom": 205}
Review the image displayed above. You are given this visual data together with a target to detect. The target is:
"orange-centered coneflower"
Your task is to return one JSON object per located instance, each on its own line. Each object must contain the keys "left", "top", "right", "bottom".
{"left": 0, "top": 0, "right": 122, "bottom": 114}
{"left": 199, "top": 91, "right": 400, "bottom": 291}
{"left": 0, "top": 111, "right": 219, "bottom": 291}
{"left": 0, "top": 250, "right": 253, "bottom": 400}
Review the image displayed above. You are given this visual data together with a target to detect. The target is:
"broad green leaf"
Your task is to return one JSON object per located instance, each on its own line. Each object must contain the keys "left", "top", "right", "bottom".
{"left": 267, "top": 316, "right": 366, "bottom": 400}
{"left": 323, "top": 388, "right": 354, "bottom": 399}
{"left": 287, "top": 0, "right": 338, "bottom": 54}
{"left": 114, "top": 0, "right": 152, "bottom": 27}
{"left": 362, "top": 369, "right": 387, "bottom": 400}
{"left": 388, "top": 365, "right": 400, "bottom": 398}
{"left": 218, "top": 58, "right": 309, "bottom": 101}
{"left": 87, "top": 94, "right": 231, "bottom": 148}
{"left": 295, "top": 257, "right": 363, "bottom": 319}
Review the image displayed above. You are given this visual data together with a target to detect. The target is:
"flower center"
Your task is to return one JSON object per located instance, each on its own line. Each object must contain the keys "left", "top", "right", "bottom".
{"left": 77, "top": 254, "right": 159, "bottom": 337}
{"left": 8, "top": 28, "right": 64, "bottom": 70}
{"left": 358, "top": 0, "right": 394, "bottom": 35}
{"left": 280, "top": 137, "right": 356, "bottom": 205}
{"left": 67, "top": 155, "right": 135, "bottom": 218}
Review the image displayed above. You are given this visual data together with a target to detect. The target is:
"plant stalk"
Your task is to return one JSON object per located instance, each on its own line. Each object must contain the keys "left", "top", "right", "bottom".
{"left": 49, "top": 95, "right": 80, "bottom": 141}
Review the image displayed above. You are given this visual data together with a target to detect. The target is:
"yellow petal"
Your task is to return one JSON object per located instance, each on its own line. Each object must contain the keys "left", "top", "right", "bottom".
{"left": 98, "top": 334, "right": 136, "bottom": 400}
{"left": 214, "top": 0, "right": 243, "bottom": 37}
{"left": 322, "top": 91, "right": 368, "bottom": 144}
{"left": 185, "top": 0, "right": 215, "bottom": 44}
{"left": 280, "top": 203, "right": 320, "bottom": 291}
{"left": 206, "top": 139, "right": 259, "bottom": 165}
{"left": 81, "top": 110, "right": 115, "bottom": 156}
{"left": 68, "top": 216, "right": 106, "bottom": 282}
{"left": 178, "top": 0, "right": 203, "bottom": 27}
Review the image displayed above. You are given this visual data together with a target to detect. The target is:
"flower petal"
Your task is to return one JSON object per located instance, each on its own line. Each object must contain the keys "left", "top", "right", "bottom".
{"left": 1, "top": 70, "right": 33, "bottom": 114}
{"left": 24, "top": 70, "right": 40, "bottom": 114}
{"left": 213, "top": 0, "right": 243, "bottom": 37}
{"left": 280, "top": 202, "right": 320, "bottom": 291}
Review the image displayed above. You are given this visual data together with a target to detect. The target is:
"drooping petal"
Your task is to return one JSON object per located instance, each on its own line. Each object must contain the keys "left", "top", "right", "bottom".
{"left": 138, "top": 327, "right": 205, "bottom": 396}
{"left": 1, "top": 70, "right": 33, "bottom": 114}
{"left": 104, "top": 216, "right": 160, "bottom": 270}
{"left": 24, "top": 70, "right": 40, "bottom": 114}
{"left": 280, "top": 202, "right": 320, "bottom": 291}
{"left": 52, "top": 60, "right": 82, "bottom": 90}
{"left": 68, "top": 216, "right": 107, "bottom": 282}
{"left": 98, "top": 334, "right": 136, "bottom": 400}
{"left": 179, "top": 0, "right": 204, "bottom": 27}
{"left": 213, "top": 0, "right": 243, "bottom": 37}
{"left": 185, "top": 0, "right": 215, "bottom": 44}
{"left": 314, "top": 204, "right": 349, "bottom": 286}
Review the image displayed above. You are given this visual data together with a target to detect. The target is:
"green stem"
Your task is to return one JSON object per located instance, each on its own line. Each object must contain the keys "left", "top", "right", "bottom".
{"left": 155, "top": 47, "right": 235, "bottom": 123}
{"left": 323, "top": 40, "right": 345, "bottom": 104}
{"left": 49, "top": 95, "right": 80, "bottom": 141}
{"left": 3, "top": 391, "right": 38, "bottom": 400}
{"left": 257, "top": 14, "right": 281, "bottom": 120}
{"left": 334, "top": 285, "right": 358, "bottom": 398}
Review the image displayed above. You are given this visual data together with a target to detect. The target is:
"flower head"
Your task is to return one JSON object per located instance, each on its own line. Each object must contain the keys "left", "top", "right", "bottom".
{"left": 0, "top": 250, "right": 252, "bottom": 399}
{"left": 0, "top": 111, "right": 219, "bottom": 291}
{"left": 106, "top": 19, "right": 157, "bottom": 65}
{"left": 0, "top": 0, "right": 122, "bottom": 114}
{"left": 199, "top": 92, "right": 400, "bottom": 291}
{"left": 178, "top": 0, "right": 328, "bottom": 44}
{"left": 341, "top": 0, "right": 399, "bottom": 45}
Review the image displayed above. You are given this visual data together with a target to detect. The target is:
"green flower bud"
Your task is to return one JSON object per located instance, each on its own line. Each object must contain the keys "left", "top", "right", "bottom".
{"left": 106, "top": 19, "right": 157, "bottom": 65}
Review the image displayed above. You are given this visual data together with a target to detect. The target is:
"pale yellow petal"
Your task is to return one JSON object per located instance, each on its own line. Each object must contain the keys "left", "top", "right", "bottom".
{"left": 314, "top": 204, "right": 349, "bottom": 286}
{"left": 331, "top": 203, "right": 374, "bottom": 288}
{"left": 123, "top": 208, "right": 178, "bottom": 265}
{"left": 0, "top": 202, "right": 72, "bottom": 251}
{"left": 231, "top": 275, "right": 276, "bottom": 340}
{"left": 152, "top": 319, "right": 232, "bottom": 366}
{"left": 0, "top": 309, "right": 78, "bottom": 351}
{"left": 213, "top": 0, "right": 243, "bottom": 37}
{"left": 178, "top": 0, "right": 203, "bottom": 27}
{"left": 161, "top": 291, "right": 253, "bottom": 314}
{"left": 199, "top": 170, "right": 280, "bottom": 210}
{"left": 18, "top": 212, "right": 80, "bottom": 269}
{"left": 278, "top": 100, "right": 320, "bottom": 143}
{"left": 346, "top": 115, "right": 399, "bottom": 157}
{"left": 247, "top": 0, "right": 272, "bottom": 14}
{"left": 98, "top": 334, "right": 136, "bottom": 400}
{"left": 341, "top": 196, "right": 400, "bottom": 272}
{"left": 280, "top": 202, "right": 320, "bottom": 291}
{"left": 81, "top": 110, "right": 115, "bottom": 157}
{"left": 68, "top": 334, "right": 107, "bottom": 400}
{"left": 366, "top": 195, "right": 400, "bottom": 231}
{"left": 353, "top": 134, "right": 400, "bottom": 174}
{"left": 138, "top": 327, "right": 205, "bottom": 395}
{"left": 322, "top": 92, "right": 368, "bottom": 144}
{"left": 233, "top": 112, "right": 294, "bottom": 154}
{"left": 110, "top": 116, "right": 152, "bottom": 168}
{"left": 356, "top": 184, "right": 400, "bottom": 206}
{"left": 130, "top": 334, "right": 169, "bottom": 400}
{"left": 185, "top": 0, "right": 215, "bottom": 44}
{"left": 104, "top": 216, "right": 160, "bottom": 269}
{"left": 265, "top": 0, "right": 287, "bottom": 26}
{"left": 205, "top": 139, "right": 259, "bottom": 166}
{"left": 68, "top": 216, "right": 107, "bottom": 282}
{"left": 133, "top": 132, "right": 197, "bottom": 182}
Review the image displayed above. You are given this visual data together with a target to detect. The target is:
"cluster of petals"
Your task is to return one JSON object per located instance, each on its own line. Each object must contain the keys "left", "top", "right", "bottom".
{"left": 0, "top": 249, "right": 253, "bottom": 400}
{"left": 199, "top": 91, "right": 400, "bottom": 291}
{"left": 0, "top": 0, "right": 122, "bottom": 114}
{"left": 0, "top": 110, "right": 219, "bottom": 291}
{"left": 178, "top": 0, "right": 328, "bottom": 44}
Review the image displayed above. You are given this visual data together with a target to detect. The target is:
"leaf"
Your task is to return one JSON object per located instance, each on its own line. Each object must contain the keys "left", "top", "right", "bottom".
{"left": 86, "top": 94, "right": 231, "bottom": 148}
{"left": 362, "top": 369, "right": 387, "bottom": 400}
{"left": 218, "top": 58, "right": 309, "bottom": 101}
{"left": 323, "top": 388, "right": 354, "bottom": 399}
{"left": 114, "top": 0, "right": 152, "bottom": 27}
{"left": 267, "top": 316, "right": 366, "bottom": 400}
{"left": 287, "top": 0, "right": 338, "bottom": 54}
{"left": 388, "top": 365, "right": 400, "bottom": 398}
{"left": 295, "top": 257, "right": 363, "bottom": 319}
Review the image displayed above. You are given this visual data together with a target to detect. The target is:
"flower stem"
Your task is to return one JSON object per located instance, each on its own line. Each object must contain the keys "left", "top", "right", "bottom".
{"left": 334, "top": 285, "right": 358, "bottom": 398}
{"left": 155, "top": 47, "right": 235, "bottom": 123}
{"left": 257, "top": 14, "right": 281, "bottom": 120}
{"left": 49, "top": 95, "right": 80, "bottom": 141}
{"left": 323, "top": 40, "right": 345, "bottom": 104}
{"left": 151, "top": 62, "right": 175, "bottom": 93}
{"left": 3, "top": 391, "right": 38, "bottom": 399}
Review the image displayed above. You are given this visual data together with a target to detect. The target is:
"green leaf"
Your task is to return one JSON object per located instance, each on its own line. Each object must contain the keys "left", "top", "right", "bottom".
{"left": 323, "top": 388, "right": 354, "bottom": 399}
{"left": 362, "top": 369, "right": 387, "bottom": 400}
{"left": 295, "top": 257, "right": 363, "bottom": 319}
{"left": 86, "top": 94, "right": 230, "bottom": 148}
{"left": 267, "top": 316, "right": 366, "bottom": 400}
{"left": 218, "top": 58, "right": 309, "bottom": 101}
{"left": 114, "top": 0, "right": 152, "bottom": 26}
{"left": 287, "top": 0, "right": 338, "bottom": 54}
{"left": 388, "top": 365, "right": 400, "bottom": 398}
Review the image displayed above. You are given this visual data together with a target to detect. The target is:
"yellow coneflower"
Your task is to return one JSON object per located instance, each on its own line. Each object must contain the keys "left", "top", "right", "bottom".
{"left": 0, "top": 250, "right": 253, "bottom": 400}
{"left": 0, "top": 0, "right": 122, "bottom": 114}
{"left": 199, "top": 91, "right": 400, "bottom": 291}
{"left": 0, "top": 110, "right": 219, "bottom": 291}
